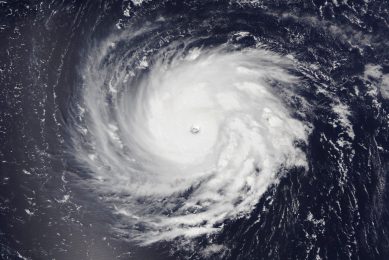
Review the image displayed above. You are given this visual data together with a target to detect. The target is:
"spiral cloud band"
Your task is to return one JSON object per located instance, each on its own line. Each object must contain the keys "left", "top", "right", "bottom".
{"left": 72, "top": 26, "right": 310, "bottom": 244}
{"left": 3, "top": 0, "right": 389, "bottom": 258}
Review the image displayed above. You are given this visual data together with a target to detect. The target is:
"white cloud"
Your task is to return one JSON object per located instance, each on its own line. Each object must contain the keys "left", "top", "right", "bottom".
{"left": 73, "top": 28, "right": 310, "bottom": 244}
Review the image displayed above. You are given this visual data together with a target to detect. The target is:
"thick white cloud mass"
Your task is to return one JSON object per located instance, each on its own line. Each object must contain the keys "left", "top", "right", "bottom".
{"left": 72, "top": 32, "right": 309, "bottom": 244}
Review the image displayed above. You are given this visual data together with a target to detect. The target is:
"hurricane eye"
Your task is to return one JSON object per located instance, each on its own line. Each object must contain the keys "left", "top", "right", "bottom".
{"left": 190, "top": 125, "right": 200, "bottom": 134}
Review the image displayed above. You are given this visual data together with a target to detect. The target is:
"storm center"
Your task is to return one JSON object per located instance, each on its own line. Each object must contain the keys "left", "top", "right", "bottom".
{"left": 190, "top": 125, "right": 200, "bottom": 135}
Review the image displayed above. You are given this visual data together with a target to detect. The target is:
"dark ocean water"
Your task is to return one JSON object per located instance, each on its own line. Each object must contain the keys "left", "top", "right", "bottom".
{"left": 1, "top": 0, "right": 389, "bottom": 259}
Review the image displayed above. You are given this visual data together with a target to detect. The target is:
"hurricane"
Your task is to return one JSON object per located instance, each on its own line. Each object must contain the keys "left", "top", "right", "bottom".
{"left": 73, "top": 27, "right": 310, "bottom": 243}
{"left": 1, "top": 0, "right": 389, "bottom": 259}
